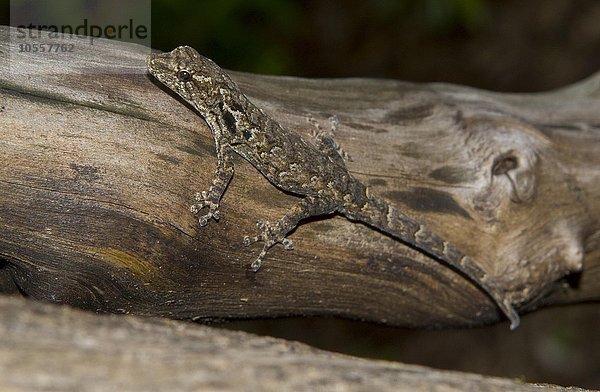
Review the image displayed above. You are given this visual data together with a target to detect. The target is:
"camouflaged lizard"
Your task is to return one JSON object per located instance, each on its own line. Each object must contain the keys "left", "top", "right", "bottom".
{"left": 147, "top": 46, "right": 520, "bottom": 329}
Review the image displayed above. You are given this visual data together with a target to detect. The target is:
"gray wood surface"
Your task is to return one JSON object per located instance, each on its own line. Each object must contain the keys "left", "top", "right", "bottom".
{"left": 0, "top": 296, "right": 587, "bottom": 392}
{"left": 0, "top": 26, "right": 598, "bottom": 330}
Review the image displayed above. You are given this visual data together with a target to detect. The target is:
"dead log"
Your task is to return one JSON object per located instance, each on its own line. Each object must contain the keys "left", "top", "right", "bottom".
{"left": 0, "top": 296, "right": 585, "bottom": 391}
{"left": 0, "top": 26, "right": 598, "bottom": 328}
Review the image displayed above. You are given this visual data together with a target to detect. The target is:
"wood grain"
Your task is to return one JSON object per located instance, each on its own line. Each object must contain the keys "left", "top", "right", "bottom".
{"left": 0, "top": 296, "right": 584, "bottom": 392}
{"left": 0, "top": 26, "right": 598, "bottom": 328}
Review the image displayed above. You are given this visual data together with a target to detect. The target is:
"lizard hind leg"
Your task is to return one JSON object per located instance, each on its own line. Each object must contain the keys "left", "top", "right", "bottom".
{"left": 243, "top": 196, "right": 338, "bottom": 272}
{"left": 307, "top": 115, "right": 352, "bottom": 165}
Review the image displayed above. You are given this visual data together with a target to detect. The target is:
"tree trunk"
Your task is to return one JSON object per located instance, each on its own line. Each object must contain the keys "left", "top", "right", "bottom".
{"left": 0, "top": 26, "right": 598, "bottom": 329}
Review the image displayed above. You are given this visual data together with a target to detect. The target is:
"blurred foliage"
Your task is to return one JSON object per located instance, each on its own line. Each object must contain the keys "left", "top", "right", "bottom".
{"left": 151, "top": 0, "right": 302, "bottom": 75}
{"left": 151, "top": 0, "right": 492, "bottom": 76}
{"left": 148, "top": 0, "right": 600, "bottom": 92}
{"left": 2, "top": 0, "right": 599, "bottom": 90}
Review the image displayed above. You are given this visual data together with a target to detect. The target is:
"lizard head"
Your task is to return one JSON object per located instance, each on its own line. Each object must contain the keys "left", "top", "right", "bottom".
{"left": 147, "top": 46, "right": 234, "bottom": 112}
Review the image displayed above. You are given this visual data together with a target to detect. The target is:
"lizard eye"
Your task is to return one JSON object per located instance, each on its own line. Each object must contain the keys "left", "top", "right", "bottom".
{"left": 177, "top": 70, "right": 192, "bottom": 82}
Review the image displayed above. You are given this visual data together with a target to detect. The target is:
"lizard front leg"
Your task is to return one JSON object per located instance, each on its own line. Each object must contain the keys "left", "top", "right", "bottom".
{"left": 243, "top": 196, "right": 338, "bottom": 272}
{"left": 191, "top": 145, "right": 234, "bottom": 226}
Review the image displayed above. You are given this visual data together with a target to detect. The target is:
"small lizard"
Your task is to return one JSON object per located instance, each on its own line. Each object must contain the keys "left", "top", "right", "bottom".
{"left": 147, "top": 46, "right": 520, "bottom": 329}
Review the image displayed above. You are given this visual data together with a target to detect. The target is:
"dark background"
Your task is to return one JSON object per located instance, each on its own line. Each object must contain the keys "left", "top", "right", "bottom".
{"left": 1, "top": 0, "right": 599, "bottom": 92}
{"left": 1, "top": 0, "right": 599, "bottom": 388}
{"left": 148, "top": 0, "right": 600, "bottom": 92}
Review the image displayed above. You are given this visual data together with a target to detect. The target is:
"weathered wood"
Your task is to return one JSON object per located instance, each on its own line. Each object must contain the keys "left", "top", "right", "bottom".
{"left": 0, "top": 296, "right": 586, "bottom": 392}
{"left": 0, "top": 26, "right": 598, "bottom": 328}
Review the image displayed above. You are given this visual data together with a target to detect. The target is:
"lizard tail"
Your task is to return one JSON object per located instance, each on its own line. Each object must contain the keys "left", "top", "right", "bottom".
{"left": 342, "top": 192, "right": 520, "bottom": 329}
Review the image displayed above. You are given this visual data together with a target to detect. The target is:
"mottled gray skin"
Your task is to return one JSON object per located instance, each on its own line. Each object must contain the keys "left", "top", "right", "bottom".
{"left": 147, "top": 46, "right": 519, "bottom": 329}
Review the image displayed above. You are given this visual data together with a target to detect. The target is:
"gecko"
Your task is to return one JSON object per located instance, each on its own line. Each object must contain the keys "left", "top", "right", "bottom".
{"left": 147, "top": 46, "right": 520, "bottom": 329}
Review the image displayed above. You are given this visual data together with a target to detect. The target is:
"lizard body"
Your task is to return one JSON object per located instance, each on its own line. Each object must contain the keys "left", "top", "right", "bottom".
{"left": 147, "top": 46, "right": 519, "bottom": 329}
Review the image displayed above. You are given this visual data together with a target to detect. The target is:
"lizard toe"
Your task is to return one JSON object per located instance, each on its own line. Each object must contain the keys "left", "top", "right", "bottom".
{"left": 243, "top": 235, "right": 259, "bottom": 246}
{"left": 281, "top": 238, "right": 294, "bottom": 250}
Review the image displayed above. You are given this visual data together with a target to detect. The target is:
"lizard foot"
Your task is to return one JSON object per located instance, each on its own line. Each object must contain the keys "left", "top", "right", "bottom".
{"left": 243, "top": 220, "right": 294, "bottom": 272}
{"left": 191, "top": 190, "right": 221, "bottom": 226}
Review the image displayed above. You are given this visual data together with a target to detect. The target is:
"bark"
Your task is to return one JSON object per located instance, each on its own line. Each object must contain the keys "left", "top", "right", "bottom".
{"left": 0, "top": 26, "right": 598, "bottom": 329}
{"left": 0, "top": 295, "right": 586, "bottom": 392}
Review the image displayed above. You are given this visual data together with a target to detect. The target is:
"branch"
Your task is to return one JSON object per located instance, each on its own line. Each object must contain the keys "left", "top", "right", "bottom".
{"left": 0, "top": 26, "right": 598, "bottom": 328}
{"left": 0, "top": 296, "right": 579, "bottom": 391}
